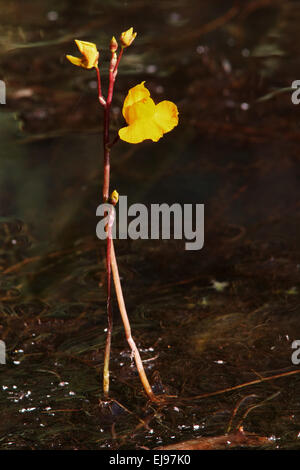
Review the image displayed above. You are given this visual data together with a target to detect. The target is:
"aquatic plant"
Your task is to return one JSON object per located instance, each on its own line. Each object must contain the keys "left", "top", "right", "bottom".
{"left": 66, "top": 28, "right": 178, "bottom": 402}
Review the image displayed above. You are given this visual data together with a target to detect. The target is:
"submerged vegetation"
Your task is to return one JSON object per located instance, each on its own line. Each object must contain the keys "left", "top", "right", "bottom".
{"left": 1, "top": 0, "right": 300, "bottom": 450}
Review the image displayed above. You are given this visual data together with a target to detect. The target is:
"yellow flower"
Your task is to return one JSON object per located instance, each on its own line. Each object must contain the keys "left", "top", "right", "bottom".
{"left": 66, "top": 39, "right": 99, "bottom": 69}
{"left": 120, "top": 27, "right": 137, "bottom": 48}
{"left": 110, "top": 190, "right": 119, "bottom": 205}
{"left": 118, "top": 82, "right": 179, "bottom": 144}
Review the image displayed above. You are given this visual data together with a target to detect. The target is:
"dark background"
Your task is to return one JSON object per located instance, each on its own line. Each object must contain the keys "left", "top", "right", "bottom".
{"left": 0, "top": 0, "right": 300, "bottom": 450}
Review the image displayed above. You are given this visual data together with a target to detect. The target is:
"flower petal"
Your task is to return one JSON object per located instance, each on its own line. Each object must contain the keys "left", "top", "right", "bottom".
{"left": 75, "top": 39, "right": 97, "bottom": 54}
{"left": 153, "top": 100, "right": 179, "bottom": 134}
{"left": 119, "top": 82, "right": 179, "bottom": 144}
{"left": 120, "top": 27, "right": 137, "bottom": 47}
{"left": 119, "top": 118, "right": 163, "bottom": 144}
{"left": 122, "top": 82, "right": 150, "bottom": 122}
{"left": 126, "top": 98, "right": 155, "bottom": 125}
{"left": 66, "top": 55, "right": 84, "bottom": 67}
{"left": 74, "top": 39, "right": 99, "bottom": 68}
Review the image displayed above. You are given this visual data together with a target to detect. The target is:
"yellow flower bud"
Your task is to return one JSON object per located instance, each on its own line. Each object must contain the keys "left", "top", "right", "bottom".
{"left": 66, "top": 39, "right": 99, "bottom": 69}
{"left": 110, "top": 190, "right": 119, "bottom": 205}
{"left": 110, "top": 36, "right": 118, "bottom": 53}
{"left": 120, "top": 27, "right": 137, "bottom": 48}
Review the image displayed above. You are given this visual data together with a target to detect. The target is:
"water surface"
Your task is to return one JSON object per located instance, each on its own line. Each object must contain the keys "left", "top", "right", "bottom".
{"left": 1, "top": 0, "right": 300, "bottom": 450}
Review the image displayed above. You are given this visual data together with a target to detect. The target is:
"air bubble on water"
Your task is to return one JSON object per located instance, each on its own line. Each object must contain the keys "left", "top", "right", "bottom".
{"left": 242, "top": 48, "right": 250, "bottom": 57}
{"left": 196, "top": 45, "right": 206, "bottom": 55}
{"left": 240, "top": 102, "right": 249, "bottom": 111}
{"left": 19, "top": 407, "right": 36, "bottom": 413}
{"left": 146, "top": 65, "right": 157, "bottom": 74}
{"left": 89, "top": 80, "right": 97, "bottom": 89}
{"left": 47, "top": 11, "right": 58, "bottom": 21}
{"left": 168, "top": 12, "right": 182, "bottom": 26}
{"left": 222, "top": 59, "right": 232, "bottom": 74}
{"left": 58, "top": 381, "right": 69, "bottom": 387}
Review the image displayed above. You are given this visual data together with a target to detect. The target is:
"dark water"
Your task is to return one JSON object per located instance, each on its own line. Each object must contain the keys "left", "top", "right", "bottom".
{"left": 1, "top": 0, "right": 300, "bottom": 450}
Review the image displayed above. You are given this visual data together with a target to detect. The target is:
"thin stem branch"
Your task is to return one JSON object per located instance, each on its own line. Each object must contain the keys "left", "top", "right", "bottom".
{"left": 102, "top": 121, "right": 110, "bottom": 203}
{"left": 103, "top": 208, "right": 114, "bottom": 397}
{"left": 180, "top": 368, "right": 300, "bottom": 402}
{"left": 107, "top": 134, "right": 120, "bottom": 149}
{"left": 110, "top": 239, "right": 158, "bottom": 402}
{"left": 96, "top": 67, "right": 106, "bottom": 107}
{"left": 113, "top": 48, "right": 124, "bottom": 78}
{"left": 107, "top": 51, "right": 117, "bottom": 106}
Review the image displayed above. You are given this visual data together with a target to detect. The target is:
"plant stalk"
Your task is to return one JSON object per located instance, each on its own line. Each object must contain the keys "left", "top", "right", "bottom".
{"left": 110, "top": 239, "right": 157, "bottom": 401}
{"left": 98, "top": 46, "right": 157, "bottom": 401}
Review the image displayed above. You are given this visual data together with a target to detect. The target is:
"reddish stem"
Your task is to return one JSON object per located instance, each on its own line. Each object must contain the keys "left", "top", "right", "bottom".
{"left": 107, "top": 52, "right": 116, "bottom": 105}
{"left": 96, "top": 67, "right": 106, "bottom": 107}
{"left": 107, "top": 134, "right": 120, "bottom": 149}
{"left": 102, "top": 50, "right": 117, "bottom": 202}
{"left": 102, "top": 114, "right": 110, "bottom": 203}
{"left": 113, "top": 48, "right": 124, "bottom": 78}
{"left": 98, "top": 45, "right": 157, "bottom": 401}
{"left": 100, "top": 48, "right": 123, "bottom": 397}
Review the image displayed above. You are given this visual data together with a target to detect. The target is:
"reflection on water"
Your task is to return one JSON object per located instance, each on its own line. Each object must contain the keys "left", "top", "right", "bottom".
{"left": 1, "top": 0, "right": 300, "bottom": 449}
